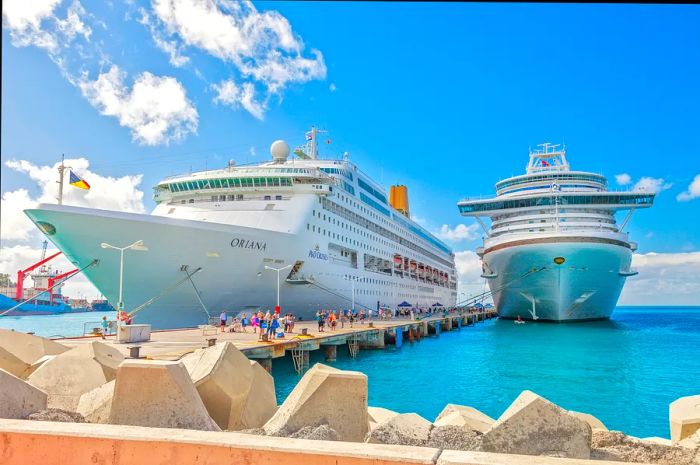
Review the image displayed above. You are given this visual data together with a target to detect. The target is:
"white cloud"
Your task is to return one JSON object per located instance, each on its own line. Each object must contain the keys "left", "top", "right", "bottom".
{"left": 329, "top": 83, "right": 337, "bottom": 92}
{"left": 615, "top": 173, "right": 631, "bottom": 186}
{"left": 436, "top": 223, "right": 480, "bottom": 242}
{"left": 677, "top": 174, "right": 700, "bottom": 202}
{"left": 78, "top": 65, "right": 198, "bottom": 145}
{"left": 632, "top": 176, "right": 672, "bottom": 194}
{"left": 620, "top": 252, "right": 700, "bottom": 305}
{"left": 0, "top": 189, "right": 37, "bottom": 241}
{"left": 0, "top": 245, "right": 101, "bottom": 301}
{"left": 1, "top": 158, "right": 146, "bottom": 246}
{"left": 138, "top": 7, "right": 189, "bottom": 67}
{"left": 148, "top": 0, "right": 326, "bottom": 117}
{"left": 454, "top": 250, "right": 489, "bottom": 303}
{"left": 212, "top": 78, "right": 265, "bottom": 120}
{"left": 2, "top": 0, "right": 63, "bottom": 51}
{"left": 55, "top": 1, "right": 91, "bottom": 42}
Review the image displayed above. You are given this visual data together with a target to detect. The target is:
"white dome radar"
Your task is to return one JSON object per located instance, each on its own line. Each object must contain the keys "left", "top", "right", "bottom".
{"left": 270, "top": 140, "right": 290, "bottom": 163}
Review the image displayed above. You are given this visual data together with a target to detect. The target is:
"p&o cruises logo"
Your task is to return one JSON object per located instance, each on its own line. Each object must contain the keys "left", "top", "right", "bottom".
{"left": 308, "top": 244, "right": 328, "bottom": 260}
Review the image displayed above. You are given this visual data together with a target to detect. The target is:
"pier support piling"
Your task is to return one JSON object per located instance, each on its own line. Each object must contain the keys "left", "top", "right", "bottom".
{"left": 258, "top": 357, "right": 272, "bottom": 373}
{"left": 324, "top": 345, "right": 337, "bottom": 362}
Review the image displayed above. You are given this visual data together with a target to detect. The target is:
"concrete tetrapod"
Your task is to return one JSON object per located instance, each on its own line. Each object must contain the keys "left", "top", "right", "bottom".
{"left": 0, "top": 329, "right": 69, "bottom": 378}
{"left": 76, "top": 380, "right": 114, "bottom": 423}
{"left": 670, "top": 394, "right": 700, "bottom": 442}
{"left": 480, "top": 390, "right": 592, "bottom": 459}
{"left": 109, "top": 360, "right": 220, "bottom": 431}
{"left": 240, "top": 360, "right": 277, "bottom": 429}
{"left": 26, "top": 341, "right": 123, "bottom": 411}
{"left": 366, "top": 413, "right": 434, "bottom": 446}
{"left": 263, "top": 363, "right": 368, "bottom": 442}
{"left": 0, "top": 368, "right": 47, "bottom": 419}
{"left": 434, "top": 404, "right": 495, "bottom": 434}
{"left": 182, "top": 342, "right": 276, "bottom": 430}
{"left": 368, "top": 406, "right": 400, "bottom": 431}
{"left": 570, "top": 410, "right": 608, "bottom": 431}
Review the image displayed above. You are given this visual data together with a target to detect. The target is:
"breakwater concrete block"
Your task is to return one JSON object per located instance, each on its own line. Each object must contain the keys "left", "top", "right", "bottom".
{"left": 670, "top": 394, "right": 700, "bottom": 442}
{"left": 0, "top": 368, "right": 47, "bottom": 419}
{"left": 368, "top": 406, "right": 400, "bottom": 431}
{"left": 434, "top": 404, "right": 495, "bottom": 434}
{"left": 480, "top": 390, "right": 591, "bottom": 459}
{"left": 366, "top": 412, "right": 433, "bottom": 446}
{"left": 109, "top": 359, "right": 220, "bottom": 431}
{"left": 0, "top": 329, "right": 69, "bottom": 378}
{"left": 182, "top": 342, "right": 255, "bottom": 430}
{"left": 591, "top": 429, "right": 698, "bottom": 464}
{"left": 264, "top": 363, "right": 368, "bottom": 442}
{"left": 240, "top": 360, "right": 278, "bottom": 429}
{"left": 27, "top": 341, "right": 123, "bottom": 411}
{"left": 76, "top": 380, "right": 114, "bottom": 424}
{"left": 570, "top": 410, "right": 608, "bottom": 431}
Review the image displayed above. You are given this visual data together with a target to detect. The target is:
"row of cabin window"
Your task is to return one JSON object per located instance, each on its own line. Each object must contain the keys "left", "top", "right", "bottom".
{"left": 167, "top": 176, "right": 293, "bottom": 192}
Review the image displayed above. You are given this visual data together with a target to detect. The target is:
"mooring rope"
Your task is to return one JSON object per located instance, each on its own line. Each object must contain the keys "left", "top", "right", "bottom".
{"left": 127, "top": 267, "right": 203, "bottom": 318}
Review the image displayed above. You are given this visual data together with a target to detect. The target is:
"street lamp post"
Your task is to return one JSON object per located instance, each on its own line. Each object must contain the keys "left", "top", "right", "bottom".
{"left": 101, "top": 240, "right": 147, "bottom": 325}
{"left": 345, "top": 275, "right": 358, "bottom": 314}
{"left": 264, "top": 264, "right": 292, "bottom": 314}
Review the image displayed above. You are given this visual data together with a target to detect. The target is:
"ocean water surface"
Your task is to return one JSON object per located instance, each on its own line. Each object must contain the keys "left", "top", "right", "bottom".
{"left": 1, "top": 306, "right": 698, "bottom": 438}
{"left": 272, "top": 306, "right": 700, "bottom": 439}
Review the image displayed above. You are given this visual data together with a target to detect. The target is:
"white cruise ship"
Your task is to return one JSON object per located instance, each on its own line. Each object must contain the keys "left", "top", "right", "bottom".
{"left": 457, "top": 144, "right": 654, "bottom": 322}
{"left": 24, "top": 129, "right": 456, "bottom": 329}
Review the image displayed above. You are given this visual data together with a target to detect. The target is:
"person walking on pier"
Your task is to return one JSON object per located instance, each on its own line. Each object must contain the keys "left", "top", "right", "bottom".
{"left": 100, "top": 316, "right": 109, "bottom": 339}
{"left": 219, "top": 311, "right": 228, "bottom": 332}
{"left": 240, "top": 312, "right": 248, "bottom": 333}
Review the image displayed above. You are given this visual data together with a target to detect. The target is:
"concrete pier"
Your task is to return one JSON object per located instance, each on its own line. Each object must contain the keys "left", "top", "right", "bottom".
{"left": 54, "top": 310, "right": 498, "bottom": 372}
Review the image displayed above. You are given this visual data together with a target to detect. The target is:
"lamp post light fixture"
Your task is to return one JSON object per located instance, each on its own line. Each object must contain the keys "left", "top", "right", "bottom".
{"left": 264, "top": 264, "right": 293, "bottom": 314}
{"left": 100, "top": 240, "right": 147, "bottom": 325}
{"left": 345, "top": 275, "right": 359, "bottom": 314}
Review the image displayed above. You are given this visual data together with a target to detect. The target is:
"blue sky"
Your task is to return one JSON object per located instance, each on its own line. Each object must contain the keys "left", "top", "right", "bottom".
{"left": 2, "top": 2, "right": 699, "bottom": 303}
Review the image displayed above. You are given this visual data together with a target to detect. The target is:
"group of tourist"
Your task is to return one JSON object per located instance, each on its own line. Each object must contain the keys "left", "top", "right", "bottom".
{"left": 218, "top": 310, "right": 297, "bottom": 340}
{"left": 315, "top": 308, "right": 369, "bottom": 331}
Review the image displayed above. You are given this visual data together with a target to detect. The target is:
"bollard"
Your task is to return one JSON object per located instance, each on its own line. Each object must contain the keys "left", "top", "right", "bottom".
{"left": 368, "top": 322, "right": 374, "bottom": 328}
{"left": 127, "top": 345, "right": 141, "bottom": 359}
{"left": 207, "top": 338, "right": 217, "bottom": 347}
{"left": 301, "top": 328, "right": 309, "bottom": 336}
{"left": 261, "top": 334, "right": 269, "bottom": 342}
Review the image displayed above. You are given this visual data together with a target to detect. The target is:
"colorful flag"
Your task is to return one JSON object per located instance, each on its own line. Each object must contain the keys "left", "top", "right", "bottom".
{"left": 69, "top": 171, "right": 90, "bottom": 190}
{"left": 541, "top": 160, "right": 550, "bottom": 167}
{"left": 305, "top": 131, "right": 313, "bottom": 141}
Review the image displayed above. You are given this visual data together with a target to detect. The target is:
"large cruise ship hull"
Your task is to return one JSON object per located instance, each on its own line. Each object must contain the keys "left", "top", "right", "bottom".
{"left": 25, "top": 204, "right": 455, "bottom": 329}
{"left": 483, "top": 239, "right": 632, "bottom": 322}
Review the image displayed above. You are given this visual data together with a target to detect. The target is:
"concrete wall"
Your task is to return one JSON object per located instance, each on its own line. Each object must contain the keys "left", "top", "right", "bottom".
{"left": 0, "top": 419, "right": 642, "bottom": 465}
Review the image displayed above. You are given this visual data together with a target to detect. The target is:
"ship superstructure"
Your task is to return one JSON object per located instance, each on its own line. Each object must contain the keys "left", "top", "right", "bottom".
{"left": 457, "top": 143, "right": 654, "bottom": 321}
{"left": 23, "top": 129, "right": 456, "bottom": 328}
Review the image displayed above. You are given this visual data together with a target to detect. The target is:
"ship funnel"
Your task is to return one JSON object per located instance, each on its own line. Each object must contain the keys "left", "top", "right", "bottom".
{"left": 270, "top": 140, "right": 290, "bottom": 163}
{"left": 389, "top": 185, "right": 410, "bottom": 217}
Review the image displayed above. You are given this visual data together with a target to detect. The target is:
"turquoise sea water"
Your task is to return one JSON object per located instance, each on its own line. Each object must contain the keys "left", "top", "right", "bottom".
{"left": 271, "top": 306, "right": 700, "bottom": 439}
{"left": 0, "top": 311, "right": 114, "bottom": 338}
{"left": 2, "top": 307, "right": 698, "bottom": 438}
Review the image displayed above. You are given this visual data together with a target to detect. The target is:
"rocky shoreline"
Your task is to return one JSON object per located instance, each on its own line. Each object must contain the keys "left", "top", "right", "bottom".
{"left": 1, "top": 329, "right": 698, "bottom": 464}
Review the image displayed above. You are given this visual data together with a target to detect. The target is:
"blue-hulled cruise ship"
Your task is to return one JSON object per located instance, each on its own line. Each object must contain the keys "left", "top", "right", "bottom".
{"left": 458, "top": 144, "right": 654, "bottom": 321}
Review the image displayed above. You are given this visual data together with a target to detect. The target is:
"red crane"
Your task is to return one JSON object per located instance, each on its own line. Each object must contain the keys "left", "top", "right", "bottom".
{"left": 15, "top": 251, "right": 62, "bottom": 301}
{"left": 47, "top": 269, "right": 79, "bottom": 303}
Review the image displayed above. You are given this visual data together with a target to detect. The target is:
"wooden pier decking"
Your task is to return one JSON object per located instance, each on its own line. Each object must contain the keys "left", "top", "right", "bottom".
{"left": 58, "top": 310, "right": 498, "bottom": 372}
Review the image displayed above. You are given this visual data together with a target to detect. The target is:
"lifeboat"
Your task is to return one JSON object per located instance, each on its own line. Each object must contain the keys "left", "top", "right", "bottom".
{"left": 410, "top": 260, "right": 417, "bottom": 272}
{"left": 393, "top": 254, "right": 403, "bottom": 269}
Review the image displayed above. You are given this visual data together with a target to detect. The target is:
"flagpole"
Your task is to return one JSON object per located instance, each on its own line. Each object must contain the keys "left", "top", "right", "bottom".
{"left": 57, "top": 154, "right": 65, "bottom": 205}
